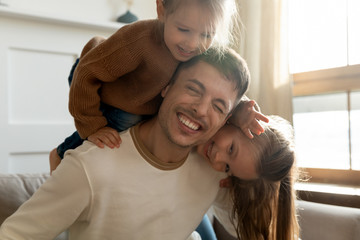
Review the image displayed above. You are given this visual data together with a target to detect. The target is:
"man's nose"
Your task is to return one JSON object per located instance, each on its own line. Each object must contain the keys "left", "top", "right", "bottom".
{"left": 192, "top": 98, "right": 210, "bottom": 116}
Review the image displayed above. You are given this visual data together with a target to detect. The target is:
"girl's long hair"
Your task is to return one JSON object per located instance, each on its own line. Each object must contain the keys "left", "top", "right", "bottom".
{"left": 230, "top": 115, "right": 299, "bottom": 240}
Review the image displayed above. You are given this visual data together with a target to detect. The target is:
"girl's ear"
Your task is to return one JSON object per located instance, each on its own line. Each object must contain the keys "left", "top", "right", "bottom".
{"left": 156, "top": 0, "right": 165, "bottom": 22}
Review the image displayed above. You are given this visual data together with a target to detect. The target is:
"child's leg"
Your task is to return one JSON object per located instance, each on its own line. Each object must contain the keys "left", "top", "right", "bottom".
{"left": 68, "top": 58, "right": 80, "bottom": 86}
{"left": 49, "top": 58, "right": 80, "bottom": 173}
{"left": 49, "top": 148, "right": 61, "bottom": 174}
{"left": 49, "top": 131, "right": 84, "bottom": 174}
{"left": 56, "top": 131, "right": 84, "bottom": 158}
{"left": 101, "top": 103, "right": 147, "bottom": 132}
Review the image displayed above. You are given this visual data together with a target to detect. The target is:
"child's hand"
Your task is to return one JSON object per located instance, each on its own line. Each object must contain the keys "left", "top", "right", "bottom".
{"left": 219, "top": 176, "right": 232, "bottom": 188}
{"left": 87, "top": 127, "right": 122, "bottom": 149}
{"left": 230, "top": 100, "right": 269, "bottom": 139}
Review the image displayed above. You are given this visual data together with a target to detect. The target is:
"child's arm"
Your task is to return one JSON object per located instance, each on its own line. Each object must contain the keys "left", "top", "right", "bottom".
{"left": 69, "top": 27, "right": 147, "bottom": 140}
{"left": 229, "top": 97, "right": 269, "bottom": 139}
{"left": 87, "top": 127, "right": 122, "bottom": 149}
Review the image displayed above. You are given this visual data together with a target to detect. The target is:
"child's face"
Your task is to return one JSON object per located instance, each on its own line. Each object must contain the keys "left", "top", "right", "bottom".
{"left": 162, "top": 2, "right": 215, "bottom": 62}
{"left": 197, "top": 124, "right": 259, "bottom": 180}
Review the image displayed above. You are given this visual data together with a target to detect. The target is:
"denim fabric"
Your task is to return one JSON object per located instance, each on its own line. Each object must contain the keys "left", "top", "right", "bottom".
{"left": 67, "top": 58, "right": 79, "bottom": 85}
{"left": 57, "top": 131, "right": 83, "bottom": 159}
{"left": 101, "top": 104, "right": 144, "bottom": 132}
{"left": 56, "top": 107, "right": 144, "bottom": 159}
{"left": 195, "top": 215, "right": 218, "bottom": 240}
{"left": 57, "top": 58, "right": 146, "bottom": 159}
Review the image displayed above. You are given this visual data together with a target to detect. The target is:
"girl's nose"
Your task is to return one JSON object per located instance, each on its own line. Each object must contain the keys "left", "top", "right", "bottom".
{"left": 212, "top": 151, "right": 228, "bottom": 172}
{"left": 185, "top": 35, "right": 200, "bottom": 50}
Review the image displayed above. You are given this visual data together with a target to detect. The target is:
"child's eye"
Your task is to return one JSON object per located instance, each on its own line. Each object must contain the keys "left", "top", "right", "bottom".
{"left": 202, "top": 33, "right": 213, "bottom": 39}
{"left": 178, "top": 27, "right": 189, "bottom": 32}
{"left": 228, "top": 144, "right": 233, "bottom": 155}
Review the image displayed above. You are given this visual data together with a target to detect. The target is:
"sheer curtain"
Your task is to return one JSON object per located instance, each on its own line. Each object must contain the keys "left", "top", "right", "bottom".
{"left": 234, "top": 0, "right": 293, "bottom": 122}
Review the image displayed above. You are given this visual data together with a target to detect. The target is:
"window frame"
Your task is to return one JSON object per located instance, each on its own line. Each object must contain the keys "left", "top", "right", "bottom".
{"left": 292, "top": 64, "right": 360, "bottom": 186}
{"left": 293, "top": 64, "right": 360, "bottom": 96}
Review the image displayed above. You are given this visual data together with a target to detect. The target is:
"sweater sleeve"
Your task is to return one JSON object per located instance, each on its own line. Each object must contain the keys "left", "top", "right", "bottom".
{"left": 0, "top": 156, "right": 92, "bottom": 240}
{"left": 69, "top": 22, "right": 148, "bottom": 138}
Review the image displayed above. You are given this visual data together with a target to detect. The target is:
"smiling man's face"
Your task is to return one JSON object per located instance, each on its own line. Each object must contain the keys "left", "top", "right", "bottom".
{"left": 158, "top": 61, "right": 238, "bottom": 149}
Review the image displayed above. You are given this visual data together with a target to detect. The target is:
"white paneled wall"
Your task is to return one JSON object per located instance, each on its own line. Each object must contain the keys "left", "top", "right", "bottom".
{"left": 0, "top": 4, "right": 156, "bottom": 173}
{"left": 1, "top": 0, "right": 156, "bottom": 22}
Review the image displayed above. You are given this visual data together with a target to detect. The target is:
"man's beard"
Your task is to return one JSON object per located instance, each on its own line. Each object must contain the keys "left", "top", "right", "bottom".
{"left": 160, "top": 120, "right": 194, "bottom": 149}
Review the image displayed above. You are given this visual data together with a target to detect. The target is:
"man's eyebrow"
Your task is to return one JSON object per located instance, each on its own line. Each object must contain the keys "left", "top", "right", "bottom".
{"left": 188, "top": 79, "right": 229, "bottom": 111}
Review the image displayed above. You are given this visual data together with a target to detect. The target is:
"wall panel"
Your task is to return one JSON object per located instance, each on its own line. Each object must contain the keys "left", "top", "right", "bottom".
{"left": 0, "top": 9, "right": 121, "bottom": 173}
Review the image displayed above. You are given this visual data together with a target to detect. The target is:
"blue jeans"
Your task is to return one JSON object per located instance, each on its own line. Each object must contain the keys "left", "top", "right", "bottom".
{"left": 57, "top": 59, "right": 146, "bottom": 158}
{"left": 196, "top": 215, "right": 218, "bottom": 240}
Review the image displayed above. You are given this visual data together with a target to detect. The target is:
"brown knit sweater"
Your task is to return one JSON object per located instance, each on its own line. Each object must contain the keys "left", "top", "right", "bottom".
{"left": 69, "top": 19, "right": 179, "bottom": 139}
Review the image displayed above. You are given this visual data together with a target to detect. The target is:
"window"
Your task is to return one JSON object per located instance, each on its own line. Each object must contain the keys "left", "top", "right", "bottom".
{"left": 289, "top": 0, "right": 360, "bottom": 185}
{"left": 350, "top": 92, "right": 360, "bottom": 169}
{"left": 293, "top": 93, "right": 350, "bottom": 170}
{"left": 289, "top": 0, "right": 360, "bottom": 72}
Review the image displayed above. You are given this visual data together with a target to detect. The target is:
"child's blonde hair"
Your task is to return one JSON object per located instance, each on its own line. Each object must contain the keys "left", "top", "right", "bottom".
{"left": 161, "top": 0, "right": 239, "bottom": 53}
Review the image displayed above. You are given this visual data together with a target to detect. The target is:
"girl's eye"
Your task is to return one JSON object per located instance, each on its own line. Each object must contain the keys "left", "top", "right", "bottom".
{"left": 225, "top": 164, "right": 230, "bottom": 173}
{"left": 228, "top": 144, "right": 233, "bottom": 154}
{"left": 202, "top": 33, "right": 213, "bottom": 39}
{"left": 178, "top": 27, "right": 189, "bottom": 32}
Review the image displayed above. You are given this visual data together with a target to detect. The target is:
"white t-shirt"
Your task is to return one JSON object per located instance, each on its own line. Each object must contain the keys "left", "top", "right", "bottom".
{"left": 0, "top": 125, "right": 234, "bottom": 240}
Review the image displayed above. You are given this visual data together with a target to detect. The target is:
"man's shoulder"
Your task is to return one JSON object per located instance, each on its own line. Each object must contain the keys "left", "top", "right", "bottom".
{"left": 63, "top": 129, "right": 137, "bottom": 177}
{"left": 65, "top": 129, "right": 133, "bottom": 159}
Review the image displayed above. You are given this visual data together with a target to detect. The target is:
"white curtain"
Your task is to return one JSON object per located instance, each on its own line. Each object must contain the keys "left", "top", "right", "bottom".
{"left": 235, "top": 0, "right": 293, "bottom": 122}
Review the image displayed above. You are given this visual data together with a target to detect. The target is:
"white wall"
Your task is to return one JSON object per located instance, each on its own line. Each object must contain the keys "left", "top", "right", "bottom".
{"left": 0, "top": 0, "right": 156, "bottom": 173}
{"left": 1, "top": 0, "right": 156, "bottom": 22}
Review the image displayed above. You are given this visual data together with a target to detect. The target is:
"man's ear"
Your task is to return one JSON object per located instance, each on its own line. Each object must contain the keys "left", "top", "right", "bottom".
{"left": 161, "top": 84, "right": 170, "bottom": 97}
{"left": 156, "top": 0, "right": 165, "bottom": 22}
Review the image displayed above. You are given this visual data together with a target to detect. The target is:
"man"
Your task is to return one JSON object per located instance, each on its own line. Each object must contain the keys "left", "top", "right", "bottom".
{"left": 0, "top": 48, "right": 250, "bottom": 240}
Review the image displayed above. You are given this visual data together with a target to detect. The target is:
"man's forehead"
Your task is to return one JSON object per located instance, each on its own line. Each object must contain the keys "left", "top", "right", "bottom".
{"left": 179, "top": 61, "right": 225, "bottom": 82}
{"left": 179, "top": 61, "right": 237, "bottom": 109}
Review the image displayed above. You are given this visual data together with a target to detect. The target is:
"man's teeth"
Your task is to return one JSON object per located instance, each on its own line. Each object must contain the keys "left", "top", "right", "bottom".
{"left": 179, "top": 115, "right": 199, "bottom": 130}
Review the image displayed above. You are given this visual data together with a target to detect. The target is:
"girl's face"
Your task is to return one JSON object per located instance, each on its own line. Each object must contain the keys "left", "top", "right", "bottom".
{"left": 161, "top": 2, "right": 215, "bottom": 62}
{"left": 197, "top": 124, "right": 259, "bottom": 180}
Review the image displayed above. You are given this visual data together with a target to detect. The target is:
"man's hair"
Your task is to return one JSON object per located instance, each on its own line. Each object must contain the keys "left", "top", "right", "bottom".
{"left": 170, "top": 48, "right": 250, "bottom": 105}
